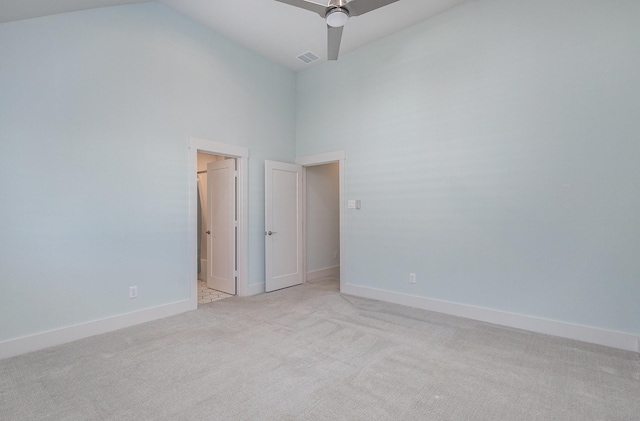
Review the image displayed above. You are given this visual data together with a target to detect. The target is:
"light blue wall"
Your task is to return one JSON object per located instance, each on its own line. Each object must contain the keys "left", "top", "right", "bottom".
{"left": 296, "top": 0, "right": 640, "bottom": 333}
{"left": 0, "top": 3, "right": 295, "bottom": 342}
{"left": 2, "top": 0, "right": 638, "bottom": 345}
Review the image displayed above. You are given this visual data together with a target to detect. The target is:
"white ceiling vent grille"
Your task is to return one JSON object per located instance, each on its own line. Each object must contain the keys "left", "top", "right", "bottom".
{"left": 297, "top": 51, "right": 319, "bottom": 64}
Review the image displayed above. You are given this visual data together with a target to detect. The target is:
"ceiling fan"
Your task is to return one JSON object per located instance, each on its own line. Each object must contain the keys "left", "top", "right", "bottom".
{"left": 275, "top": 0, "right": 400, "bottom": 60}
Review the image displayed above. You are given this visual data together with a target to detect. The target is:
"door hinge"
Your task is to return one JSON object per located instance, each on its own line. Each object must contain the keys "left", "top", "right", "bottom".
{"left": 233, "top": 270, "right": 238, "bottom": 278}
{"left": 234, "top": 220, "right": 238, "bottom": 227}
{"left": 234, "top": 171, "right": 238, "bottom": 177}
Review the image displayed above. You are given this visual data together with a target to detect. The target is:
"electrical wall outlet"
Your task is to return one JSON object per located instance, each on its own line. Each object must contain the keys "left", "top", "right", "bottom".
{"left": 409, "top": 273, "right": 416, "bottom": 284}
{"left": 129, "top": 286, "right": 138, "bottom": 299}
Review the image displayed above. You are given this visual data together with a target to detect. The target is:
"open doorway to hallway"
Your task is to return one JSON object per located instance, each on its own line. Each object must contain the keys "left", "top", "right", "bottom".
{"left": 304, "top": 162, "right": 340, "bottom": 285}
{"left": 264, "top": 158, "right": 342, "bottom": 293}
{"left": 296, "top": 150, "right": 346, "bottom": 292}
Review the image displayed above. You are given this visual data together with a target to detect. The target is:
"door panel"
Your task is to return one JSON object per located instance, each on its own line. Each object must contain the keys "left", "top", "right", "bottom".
{"left": 265, "top": 161, "right": 303, "bottom": 292}
{"left": 207, "top": 159, "right": 236, "bottom": 295}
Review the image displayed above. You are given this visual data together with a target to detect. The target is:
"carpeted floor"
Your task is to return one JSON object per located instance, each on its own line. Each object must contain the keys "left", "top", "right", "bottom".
{"left": 1, "top": 278, "right": 638, "bottom": 420}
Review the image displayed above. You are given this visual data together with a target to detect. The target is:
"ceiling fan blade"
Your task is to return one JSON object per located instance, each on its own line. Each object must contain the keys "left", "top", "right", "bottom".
{"left": 327, "top": 24, "right": 343, "bottom": 60}
{"left": 345, "top": 0, "right": 400, "bottom": 17}
{"left": 274, "top": 0, "right": 327, "bottom": 16}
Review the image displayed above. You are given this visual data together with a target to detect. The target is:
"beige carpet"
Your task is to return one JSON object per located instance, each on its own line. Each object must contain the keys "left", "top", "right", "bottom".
{"left": 1, "top": 278, "right": 638, "bottom": 420}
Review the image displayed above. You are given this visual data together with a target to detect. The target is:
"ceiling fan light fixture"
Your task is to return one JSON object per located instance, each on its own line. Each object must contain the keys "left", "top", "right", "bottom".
{"left": 326, "top": 8, "right": 349, "bottom": 27}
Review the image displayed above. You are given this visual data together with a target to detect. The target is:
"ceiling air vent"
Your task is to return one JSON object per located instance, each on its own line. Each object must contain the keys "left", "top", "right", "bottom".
{"left": 297, "top": 51, "right": 319, "bottom": 64}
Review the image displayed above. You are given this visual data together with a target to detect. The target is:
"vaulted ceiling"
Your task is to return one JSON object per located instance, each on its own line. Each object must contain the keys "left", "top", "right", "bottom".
{"left": 0, "top": 0, "right": 468, "bottom": 71}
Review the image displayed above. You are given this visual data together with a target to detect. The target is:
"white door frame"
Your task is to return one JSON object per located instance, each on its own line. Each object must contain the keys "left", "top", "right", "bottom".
{"left": 295, "top": 150, "right": 346, "bottom": 293}
{"left": 189, "top": 137, "right": 249, "bottom": 305}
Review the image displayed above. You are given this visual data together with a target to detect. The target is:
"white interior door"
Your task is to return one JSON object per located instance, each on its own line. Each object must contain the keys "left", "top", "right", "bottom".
{"left": 207, "top": 159, "right": 236, "bottom": 294}
{"left": 265, "top": 160, "right": 303, "bottom": 292}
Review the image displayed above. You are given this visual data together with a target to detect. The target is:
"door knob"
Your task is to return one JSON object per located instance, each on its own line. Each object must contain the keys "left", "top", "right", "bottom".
{"left": 267, "top": 231, "right": 276, "bottom": 236}
{"left": 206, "top": 230, "right": 211, "bottom": 235}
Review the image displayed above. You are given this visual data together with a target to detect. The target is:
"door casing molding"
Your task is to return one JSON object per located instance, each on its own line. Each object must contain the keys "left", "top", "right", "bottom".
{"left": 189, "top": 137, "right": 249, "bottom": 300}
{"left": 296, "top": 150, "right": 346, "bottom": 293}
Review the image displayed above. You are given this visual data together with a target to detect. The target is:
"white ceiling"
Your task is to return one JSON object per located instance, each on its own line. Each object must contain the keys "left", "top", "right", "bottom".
{"left": 0, "top": 0, "right": 468, "bottom": 71}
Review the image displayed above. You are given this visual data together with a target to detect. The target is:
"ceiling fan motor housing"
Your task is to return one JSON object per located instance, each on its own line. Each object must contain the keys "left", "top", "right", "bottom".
{"left": 326, "top": 8, "right": 349, "bottom": 27}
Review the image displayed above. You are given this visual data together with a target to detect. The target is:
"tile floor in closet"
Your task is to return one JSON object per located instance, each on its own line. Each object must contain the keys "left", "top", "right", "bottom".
{"left": 198, "top": 279, "right": 233, "bottom": 304}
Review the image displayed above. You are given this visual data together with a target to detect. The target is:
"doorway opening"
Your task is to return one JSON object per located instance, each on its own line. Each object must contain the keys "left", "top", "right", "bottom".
{"left": 189, "top": 137, "right": 249, "bottom": 309}
{"left": 303, "top": 162, "right": 340, "bottom": 285}
{"left": 264, "top": 150, "right": 345, "bottom": 293}
{"left": 197, "top": 152, "right": 236, "bottom": 304}
{"left": 296, "top": 150, "right": 346, "bottom": 292}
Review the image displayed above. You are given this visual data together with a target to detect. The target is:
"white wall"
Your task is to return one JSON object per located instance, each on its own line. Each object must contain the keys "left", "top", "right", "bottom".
{"left": 306, "top": 163, "right": 340, "bottom": 274}
{"left": 0, "top": 3, "right": 295, "bottom": 344}
{"left": 296, "top": 0, "right": 640, "bottom": 336}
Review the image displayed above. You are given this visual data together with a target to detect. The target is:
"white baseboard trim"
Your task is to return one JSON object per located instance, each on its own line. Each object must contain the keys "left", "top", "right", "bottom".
{"left": 307, "top": 266, "right": 340, "bottom": 281}
{"left": 0, "top": 299, "right": 196, "bottom": 360}
{"left": 244, "top": 282, "right": 265, "bottom": 297}
{"left": 342, "top": 284, "right": 639, "bottom": 353}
